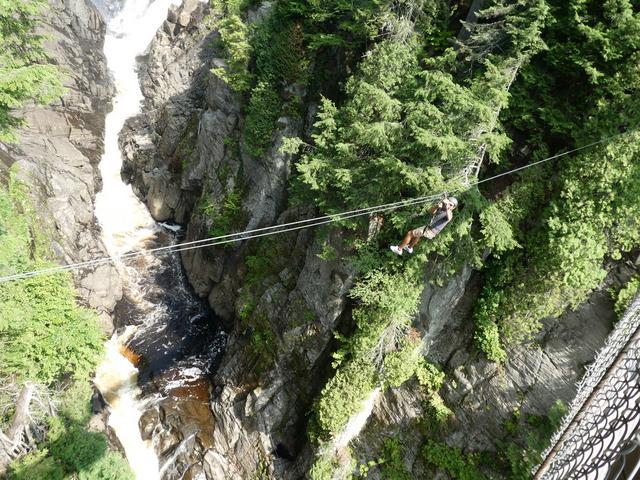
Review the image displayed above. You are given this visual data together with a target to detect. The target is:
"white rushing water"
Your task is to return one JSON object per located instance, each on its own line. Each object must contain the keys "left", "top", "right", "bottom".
{"left": 92, "top": 1, "right": 181, "bottom": 479}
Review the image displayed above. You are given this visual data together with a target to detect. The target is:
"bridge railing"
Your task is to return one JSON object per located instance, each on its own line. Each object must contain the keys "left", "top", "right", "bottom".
{"left": 533, "top": 294, "right": 640, "bottom": 480}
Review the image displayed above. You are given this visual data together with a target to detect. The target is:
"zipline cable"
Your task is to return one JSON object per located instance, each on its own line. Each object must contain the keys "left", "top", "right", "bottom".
{"left": 0, "top": 194, "right": 442, "bottom": 282}
{"left": 0, "top": 130, "right": 631, "bottom": 283}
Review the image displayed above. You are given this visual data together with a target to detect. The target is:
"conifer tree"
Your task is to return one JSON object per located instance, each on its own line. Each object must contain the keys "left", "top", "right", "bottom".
{"left": 0, "top": 0, "right": 64, "bottom": 142}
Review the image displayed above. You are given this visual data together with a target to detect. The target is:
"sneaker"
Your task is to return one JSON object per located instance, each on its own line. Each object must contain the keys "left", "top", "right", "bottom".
{"left": 403, "top": 246, "right": 413, "bottom": 254}
{"left": 390, "top": 245, "right": 402, "bottom": 256}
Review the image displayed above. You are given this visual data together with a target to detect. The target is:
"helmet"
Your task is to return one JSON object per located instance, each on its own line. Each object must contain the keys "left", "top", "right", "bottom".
{"left": 449, "top": 197, "right": 458, "bottom": 207}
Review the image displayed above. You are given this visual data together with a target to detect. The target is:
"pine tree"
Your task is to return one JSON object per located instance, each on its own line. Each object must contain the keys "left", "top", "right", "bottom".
{"left": 0, "top": 0, "right": 64, "bottom": 142}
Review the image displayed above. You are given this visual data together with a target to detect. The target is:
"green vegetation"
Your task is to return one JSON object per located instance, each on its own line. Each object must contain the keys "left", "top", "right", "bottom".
{"left": 474, "top": 0, "right": 640, "bottom": 355}
{"left": 202, "top": 0, "right": 639, "bottom": 478}
{"left": 9, "top": 383, "right": 133, "bottom": 480}
{"left": 0, "top": 173, "right": 102, "bottom": 383}
{"left": 378, "top": 437, "right": 412, "bottom": 480}
{"left": 243, "top": 81, "right": 281, "bottom": 157}
{"left": 500, "top": 401, "right": 567, "bottom": 479}
{"left": 235, "top": 237, "right": 302, "bottom": 372}
{"left": 211, "top": 12, "right": 253, "bottom": 92}
{"left": 0, "top": 0, "right": 64, "bottom": 142}
{"left": 423, "top": 440, "right": 487, "bottom": 480}
{"left": 614, "top": 276, "right": 640, "bottom": 318}
{"left": 420, "top": 401, "right": 566, "bottom": 480}
{"left": 206, "top": 184, "right": 245, "bottom": 238}
{"left": 0, "top": 172, "right": 131, "bottom": 478}
{"left": 300, "top": 0, "right": 550, "bottom": 445}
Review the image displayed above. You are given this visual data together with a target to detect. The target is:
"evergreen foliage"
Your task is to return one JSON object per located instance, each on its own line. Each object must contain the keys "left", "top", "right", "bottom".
{"left": 378, "top": 437, "right": 412, "bottom": 480}
{"left": 211, "top": 13, "right": 253, "bottom": 92}
{"left": 304, "top": 0, "right": 551, "bottom": 445}
{"left": 500, "top": 400, "right": 567, "bottom": 479}
{"left": 614, "top": 276, "right": 640, "bottom": 318}
{"left": 0, "top": 173, "right": 131, "bottom": 479}
{"left": 0, "top": 172, "right": 103, "bottom": 384}
{"left": 422, "top": 440, "right": 488, "bottom": 480}
{"left": 0, "top": 0, "right": 64, "bottom": 142}
{"left": 243, "top": 81, "right": 281, "bottom": 157}
{"left": 474, "top": 0, "right": 640, "bottom": 353}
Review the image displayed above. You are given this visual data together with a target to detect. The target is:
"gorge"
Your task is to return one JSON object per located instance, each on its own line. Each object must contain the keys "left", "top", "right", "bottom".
{"left": 1, "top": 0, "right": 639, "bottom": 479}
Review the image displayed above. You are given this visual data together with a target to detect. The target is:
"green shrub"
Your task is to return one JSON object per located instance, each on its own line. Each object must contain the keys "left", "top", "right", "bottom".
{"left": 381, "top": 342, "right": 421, "bottom": 388}
{"left": 243, "top": 81, "right": 282, "bottom": 157}
{"left": 1, "top": 174, "right": 131, "bottom": 479}
{"left": 254, "top": 19, "right": 309, "bottom": 85}
{"left": 614, "top": 276, "right": 640, "bottom": 318}
{"left": 309, "top": 455, "right": 335, "bottom": 480}
{"left": 207, "top": 185, "right": 245, "bottom": 239}
{"left": 501, "top": 400, "right": 567, "bottom": 480}
{"left": 77, "top": 451, "right": 134, "bottom": 480}
{"left": 422, "top": 440, "right": 487, "bottom": 480}
{"left": 0, "top": 0, "right": 65, "bottom": 142}
{"left": 211, "top": 14, "right": 253, "bottom": 92}
{"left": 416, "top": 361, "right": 445, "bottom": 393}
{"left": 10, "top": 428, "right": 133, "bottom": 480}
{"left": 314, "top": 359, "right": 376, "bottom": 438}
{"left": 0, "top": 175, "right": 103, "bottom": 384}
{"left": 473, "top": 287, "right": 508, "bottom": 363}
{"left": 425, "top": 393, "right": 453, "bottom": 426}
{"left": 379, "top": 437, "right": 412, "bottom": 480}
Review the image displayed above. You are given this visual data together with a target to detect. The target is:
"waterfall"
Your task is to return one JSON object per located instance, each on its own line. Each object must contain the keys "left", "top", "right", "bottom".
{"left": 91, "top": 1, "right": 183, "bottom": 479}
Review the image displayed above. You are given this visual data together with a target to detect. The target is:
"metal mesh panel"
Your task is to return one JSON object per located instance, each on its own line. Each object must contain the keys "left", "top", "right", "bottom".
{"left": 534, "top": 295, "right": 640, "bottom": 480}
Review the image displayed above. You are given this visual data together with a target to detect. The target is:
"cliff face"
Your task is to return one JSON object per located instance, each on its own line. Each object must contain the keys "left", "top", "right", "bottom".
{"left": 351, "top": 264, "right": 636, "bottom": 478}
{"left": 0, "top": 0, "right": 121, "bottom": 331}
{"left": 119, "top": 4, "right": 354, "bottom": 476}
{"left": 117, "top": 3, "right": 631, "bottom": 480}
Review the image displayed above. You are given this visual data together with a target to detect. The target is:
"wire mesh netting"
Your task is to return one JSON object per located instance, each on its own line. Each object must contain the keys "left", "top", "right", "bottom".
{"left": 534, "top": 294, "right": 640, "bottom": 480}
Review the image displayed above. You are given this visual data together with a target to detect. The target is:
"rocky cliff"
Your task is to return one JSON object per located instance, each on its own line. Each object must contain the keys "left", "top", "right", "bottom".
{"left": 351, "top": 263, "right": 637, "bottom": 478}
{"left": 117, "top": 3, "right": 635, "bottom": 480}
{"left": 118, "top": 3, "right": 359, "bottom": 476}
{"left": 0, "top": 0, "right": 121, "bottom": 332}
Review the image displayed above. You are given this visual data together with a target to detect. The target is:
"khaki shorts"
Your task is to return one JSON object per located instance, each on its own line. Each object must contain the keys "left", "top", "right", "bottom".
{"left": 411, "top": 226, "right": 437, "bottom": 239}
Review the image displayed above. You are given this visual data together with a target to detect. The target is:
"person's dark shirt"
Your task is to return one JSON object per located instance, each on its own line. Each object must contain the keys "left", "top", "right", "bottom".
{"left": 429, "top": 205, "right": 451, "bottom": 234}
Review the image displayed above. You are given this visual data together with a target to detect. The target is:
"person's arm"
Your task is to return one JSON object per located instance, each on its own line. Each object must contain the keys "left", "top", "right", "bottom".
{"left": 444, "top": 199, "right": 454, "bottom": 220}
{"left": 428, "top": 202, "right": 442, "bottom": 214}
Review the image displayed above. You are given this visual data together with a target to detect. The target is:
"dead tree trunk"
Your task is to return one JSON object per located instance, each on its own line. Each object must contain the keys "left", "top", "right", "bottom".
{"left": 0, "top": 382, "right": 36, "bottom": 475}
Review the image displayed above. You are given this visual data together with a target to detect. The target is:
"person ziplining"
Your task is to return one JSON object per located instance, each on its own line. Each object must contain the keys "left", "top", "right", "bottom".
{"left": 0, "top": 131, "right": 627, "bottom": 283}
{"left": 390, "top": 196, "right": 458, "bottom": 255}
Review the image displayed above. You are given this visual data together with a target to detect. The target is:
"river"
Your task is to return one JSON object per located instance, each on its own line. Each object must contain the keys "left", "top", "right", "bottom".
{"left": 90, "top": 1, "right": 224, "bottom": 478}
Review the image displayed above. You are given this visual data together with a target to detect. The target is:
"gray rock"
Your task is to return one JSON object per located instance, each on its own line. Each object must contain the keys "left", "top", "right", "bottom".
{"left": 0, "top": 0, "right": 121, "bottom": 328}
{"left": 352, "top": 264, "right": 634, "bottom": 477}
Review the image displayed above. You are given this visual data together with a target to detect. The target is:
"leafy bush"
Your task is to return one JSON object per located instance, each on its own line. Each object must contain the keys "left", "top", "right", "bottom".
{"left": 501, "top": 400, "right": 567, "bottom": 479}
{"left": 426, "top": 393, "right": 453, "bottom": 426}
{"left": 614, "top": 276, "right": 640, "bottom": 318}
{"left": 1, "top": 174, "right": 131, "bottom": 478}
{"left": 0, "top": 175, "right": 103, "bottom": 384}
{"left": 0, "top": 0, "right": 64, "bottom": 142}
{"left": 416, "top": 361, "right": 445, "bottom": 393}
{"left": 207, "top": 185, "right": 245, "bottom": 238}
{"left": 314, "top": 359, "right": 376, "bottom": 438}
{"left": 254, "top": 19, "right": 309, "bottom": 85}
{"left": 211, "top": 14, "right": 253, "bottom": 92}
{"left": 379, "top": 437, "right": 411, "bottom": 480}
{"left": 381, "top": 343, "right": 421, "bottom": 388}
{"left": 243, "top": 81, "right": 282, "bottom": 157}
{"left": 422, "top": 440, "right": 487, "bottom": 480}
{"left": 479, "top": 204, "right": 520, "bottom": 255}
{"left": 475, "top": 0, "right": 640, "bottom": 349}
{"left": 10, "top": 427, "right": 133, "bottom": 480}
{"left": 473, "top": 288, "right": 507, "bottom": 363}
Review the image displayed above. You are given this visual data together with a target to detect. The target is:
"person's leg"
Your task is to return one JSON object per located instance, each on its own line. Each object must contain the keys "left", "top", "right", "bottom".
{"left": 398, "top": 231, "right": 414, "bottom": 250}
{"left": 409, "top": 235, "right": 421, "bottom": 248}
